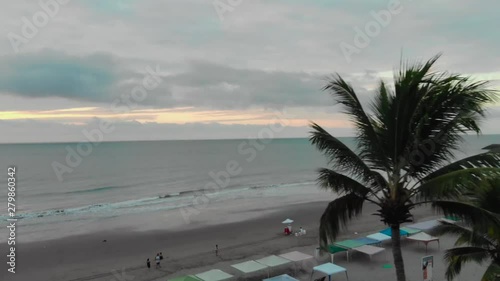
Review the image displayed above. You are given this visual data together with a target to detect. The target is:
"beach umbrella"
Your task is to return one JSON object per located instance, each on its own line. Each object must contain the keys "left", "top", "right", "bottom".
{"left": 282, "top": 218, "right": 293, "bottom": 224}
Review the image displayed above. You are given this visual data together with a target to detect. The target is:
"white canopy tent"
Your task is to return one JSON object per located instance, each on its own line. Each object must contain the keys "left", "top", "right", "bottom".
{"left": 263, "top": 274, "right": 299, "bottom": 281}
{"left": 231, "top": 260, "right": 268, "bottom": 276}
{"left": 407, "top": 220, "right": 441, "bottom": 231}
{"left": 279, "top": 251, "right": 313, "bottom": 274}
{"left": 366, "top": 233, "right": 391, "bottom": 243}
{"left": 352, "top": 245, "right": 386, "bottom": 261}
{"left": 195, "top": 270, "right": 233, "bottom": 281}
{"left": 407, "top": 232, "right": 440, "bottom": 253}
{"left": 256, "top": 255, "right": 291, "bottom": 276}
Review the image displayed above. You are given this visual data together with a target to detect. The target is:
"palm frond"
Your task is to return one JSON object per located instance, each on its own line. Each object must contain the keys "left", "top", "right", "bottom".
{"left": 316, "top": 168, "right": 378, "bottom": 199}
{"left": 416, "top": 167, "right": 500, "bottom": 201}
{"left": 444, "top": 246, "right": 491, "bottom": 281}
{"left": 319, "top": 193, "right": 367, "bottom": 247}
{"left": 393, "top": 60, "right": 498, "bottom": 178}
{"left": 432, "top": 200, "right": 500, "bottom": 231}
{"left": 422, "top": 152, "right": 500, "bottom": 182}
{"left": 432, "top": 221, "right": 495, "bottom": 248}
{"left": 481, "top": 263, "right": 500, "bottom": 281}
{"left": 322, "top": 76, "right": 389, "bottom": 171}
{"left": 310, "top": 123, "right": 383, "bottom": 187}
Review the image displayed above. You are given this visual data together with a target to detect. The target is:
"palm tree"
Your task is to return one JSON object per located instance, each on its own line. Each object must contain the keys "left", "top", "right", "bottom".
{"left": 434, "top": 179, "right": 500, "bottom": 281}
{"left": 309, "top": 54, "right": 500, "bottom": 281}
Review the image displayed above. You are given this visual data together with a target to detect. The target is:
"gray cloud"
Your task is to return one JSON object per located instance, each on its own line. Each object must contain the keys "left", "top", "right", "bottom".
{"left": 1, "top": 0, "right": 500, "bottom": 142}
{"left": 0, "top": 51, "right": 334, "bottom": 110}
{"left": 0, "top": 50, "right": 120, "bottom": 101}
{"left": 159, "top": 61, "right": 330, "bottom": 109}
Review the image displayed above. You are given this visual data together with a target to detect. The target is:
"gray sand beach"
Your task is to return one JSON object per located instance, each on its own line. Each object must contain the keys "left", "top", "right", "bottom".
{"left": 1, "top": 201, "right": 486, "bottom": 281}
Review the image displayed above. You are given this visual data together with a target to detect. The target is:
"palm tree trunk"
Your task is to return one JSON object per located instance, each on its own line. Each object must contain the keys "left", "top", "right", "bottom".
{"left": 391, "top": 224, "right": 406, "bottom": 281}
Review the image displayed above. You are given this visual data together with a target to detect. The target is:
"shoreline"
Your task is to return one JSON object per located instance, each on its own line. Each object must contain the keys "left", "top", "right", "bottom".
{"left": 1, "top": 200, "right": 448, "bottom": 281}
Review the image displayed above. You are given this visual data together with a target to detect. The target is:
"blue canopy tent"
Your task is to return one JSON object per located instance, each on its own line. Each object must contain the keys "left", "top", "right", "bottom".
{"left": 380, "top": 227, "right": 420, "bottom": 237}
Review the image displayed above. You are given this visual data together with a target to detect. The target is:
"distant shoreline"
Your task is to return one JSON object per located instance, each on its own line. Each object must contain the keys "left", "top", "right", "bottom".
{"left": 1, "top": 134, "right": 499, "bottom": 145}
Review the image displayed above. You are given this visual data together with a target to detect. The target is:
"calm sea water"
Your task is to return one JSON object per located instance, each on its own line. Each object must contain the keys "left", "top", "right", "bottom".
{"left": 0, "top": 135, "right": 498, "bottom": 241}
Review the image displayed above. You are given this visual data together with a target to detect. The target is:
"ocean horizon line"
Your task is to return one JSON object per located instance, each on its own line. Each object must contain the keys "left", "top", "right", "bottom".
{"left": 0, "top": 136, "right": 322, "bottom": 146}
{"left": 1, "top": 133, "right": 499, "bottom": 146}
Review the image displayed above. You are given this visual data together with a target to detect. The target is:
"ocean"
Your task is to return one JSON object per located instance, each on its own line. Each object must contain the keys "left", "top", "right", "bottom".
{"left": 0, "top": 135, "right": 499, "bottom": 242}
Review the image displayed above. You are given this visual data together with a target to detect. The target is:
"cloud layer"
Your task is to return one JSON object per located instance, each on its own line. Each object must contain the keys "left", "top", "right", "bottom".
{"left": 0, "top": 0, "right": 499, "bottom": 141}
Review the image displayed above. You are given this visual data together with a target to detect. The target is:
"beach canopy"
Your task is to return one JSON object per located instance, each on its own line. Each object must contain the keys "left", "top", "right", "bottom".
{"left": 352, "top": 237, "right": 379, "bottom": 245}
{"left": 256, "top": 255, "right": 291, "bottom": 268}
{"left": 407, "top": 220, "right": 440, "bottom": 231}
{"left": 380, "top": 227, "right": 421, "bottom": 237}
{"left": 312, "top": 263, "right": 348, "bottom": 281}
{"left": 367, "top": 233, "right": 391, "bottom": 242}
{"left": 407, "top": 232, "right": 439, "bottom": 242}
{"left": 328, "top": 245, "right": 347, "bottom": 263}
{"left": 333, "top": 239, "right": 366, "bottom": 249}
{"left": 263, "top": 274, "right": 300, "bottom": 281}
{"left": 231, "top": 260, "right": 268, "bottom": 274}
{"left": 169, "top": 276, "right": 203, "bottom": 281}
{"left": 282, "top": 218, "right": 294, "bottom": 224}
{"left": 407, "top": 232, "right": 440, "bottom": 253}
{"left": 401, "top": 227, "right": 421, "bottom": 235}
{"left": 380, "top": 227, "right": 407, "bottom": 236}
{"left": 328, "top": 245, "right": 347, "bottom": 254}
{"left": 195, "top": 269, "right": 233, "bottom": 281}
{"left": 279, "top": 251, "right": 313, "bottom": 262}
{"left": 333, "top": 238, "right": 382, "bottom": 261}
{"left": 352, "top": 245, "right": 385, "bottom": 261}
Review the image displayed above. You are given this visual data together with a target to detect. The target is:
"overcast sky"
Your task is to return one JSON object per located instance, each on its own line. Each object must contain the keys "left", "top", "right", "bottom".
{"left": 1, "top": 0, "right": 499, "bottom": 143}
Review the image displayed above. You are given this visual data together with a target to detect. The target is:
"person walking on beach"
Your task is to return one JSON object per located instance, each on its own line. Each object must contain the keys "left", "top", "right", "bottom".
{"left": 215, "top": 244, "right": 218, "bottom": 256}
{"left": 146, "top": 258, "right": 151, "bottom": 269}
{"left": 160, "top": 252, "right": 163, "bottom": 260}
{"left": 155, "top": 253, "right": 161, "bottom": 268}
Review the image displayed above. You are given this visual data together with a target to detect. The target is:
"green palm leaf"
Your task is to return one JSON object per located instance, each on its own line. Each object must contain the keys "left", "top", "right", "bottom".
{"left": 417, "top": 168, "right": 500, "bottom": 201}
{"left": 310, "top": 54, "right": 499, "bottom": 281}
{"left": 319, "top": 193, "right": 365, "bottom": 247}
{"left": 481, "top": 263, "right": 500, "bottom": 281}
{"left": 422, "top": 152, "right": 500, "bottom": 182}
{"left": 432, "top": 221, "right": 495, "bottom": 248}
{"left": 444, "top": 247, "right": 491, "bottom": 281}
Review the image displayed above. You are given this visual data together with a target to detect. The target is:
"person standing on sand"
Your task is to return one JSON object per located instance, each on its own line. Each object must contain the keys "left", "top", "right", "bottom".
{"left": 215, "top": 244, "right": 218, "bottom": 256}
{"left": 160, "top": 252, "right": 163, "bottom": 260}
{"left": 155, "top": 253, "right": 161, "bottom": 268}
{"left": 146, "top": 258, "right": 150, "bottom": 269}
